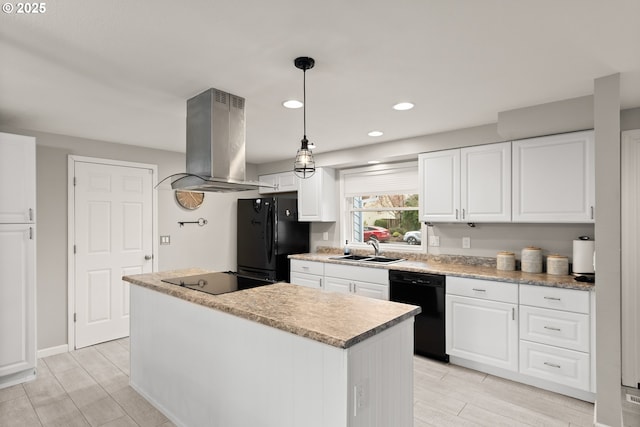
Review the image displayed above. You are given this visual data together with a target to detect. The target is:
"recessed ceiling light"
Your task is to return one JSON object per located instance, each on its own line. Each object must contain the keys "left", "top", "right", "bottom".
{"left": 392, "top": 102, "right": 414, "bottom": 111}
{"left": 368, "top": 131, "right": 383, "bottom": 137}
{"left": 283, "top": 100, "right": 303, "bottom": 109}
{"left": 368, "top": 160, "right": 381, "bottom": 164}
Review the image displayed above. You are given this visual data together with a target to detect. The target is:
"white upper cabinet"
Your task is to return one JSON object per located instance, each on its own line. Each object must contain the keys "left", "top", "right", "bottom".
{"left": 419, "top": 149, "right": 460, "bottom": 222}
{"left": 0, "top": 133, "right": 36, "bottom": 223}
{"left": 512, "top": 130, "right": 595, "bottom": 223}
{"left": 461, "top": 143, "right": 512, "bottom": 222}
{"left": 297, "top": 167, "right": 337, "bottom": 222}
{"left": 258, "top": 171, "right": 299, "bottom": 194}
{"left": 419, "top": 142, "right": 511, "bottom": 223}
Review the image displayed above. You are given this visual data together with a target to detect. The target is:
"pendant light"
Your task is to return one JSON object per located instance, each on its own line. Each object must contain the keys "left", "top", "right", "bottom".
{"left": 293, "top": 56, "right": 316, "bottom": 179}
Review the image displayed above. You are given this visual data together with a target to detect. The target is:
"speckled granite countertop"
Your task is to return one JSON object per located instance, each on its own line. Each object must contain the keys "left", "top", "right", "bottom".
{"left": 289, "top": 253, "right": 595, "bottom": 291}
{"left": 122, "top": 269, "right": 421, "bottom": 349}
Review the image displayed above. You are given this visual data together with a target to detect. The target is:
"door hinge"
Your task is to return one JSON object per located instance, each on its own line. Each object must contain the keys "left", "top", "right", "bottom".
{"left": 73, "top": 313, "right": 77, "bottom": 322}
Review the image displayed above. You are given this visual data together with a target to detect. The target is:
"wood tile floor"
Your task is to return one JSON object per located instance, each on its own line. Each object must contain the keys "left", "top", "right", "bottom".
{"left": 0, "top": 337, "right": 636, "bottom": 426}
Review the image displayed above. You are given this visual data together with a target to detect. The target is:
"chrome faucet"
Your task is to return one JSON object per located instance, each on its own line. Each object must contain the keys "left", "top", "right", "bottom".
{"left": 367, "top": 238, "right": 380, "bottom": 257}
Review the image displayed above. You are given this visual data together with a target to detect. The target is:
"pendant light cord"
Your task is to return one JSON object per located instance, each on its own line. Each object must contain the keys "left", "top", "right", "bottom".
{"left": 303, "top": 68, "right": 307, "bottom": 141}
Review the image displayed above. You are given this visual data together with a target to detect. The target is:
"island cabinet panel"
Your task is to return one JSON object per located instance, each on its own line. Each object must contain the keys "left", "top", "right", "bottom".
{"left": 130, "top": 285, "right": 414, "bottom": 427}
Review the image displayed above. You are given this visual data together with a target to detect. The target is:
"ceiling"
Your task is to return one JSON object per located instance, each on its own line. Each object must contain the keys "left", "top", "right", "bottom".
{"left": 1, "top": 0, "right": 639, "bottom": 164}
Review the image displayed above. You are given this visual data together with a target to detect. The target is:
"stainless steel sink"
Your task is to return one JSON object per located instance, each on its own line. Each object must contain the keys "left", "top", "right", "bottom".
{"left": 361, "top": 256, "right": 404, "bottom": 264}
{"left": 329, "top": 255, "right": 404, "bottom": 264}
{"left": 330, "top": 254, "right": 371, "bottom": 261}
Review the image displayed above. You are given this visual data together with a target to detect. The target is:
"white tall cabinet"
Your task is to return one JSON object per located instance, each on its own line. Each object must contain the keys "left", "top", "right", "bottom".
{"left": 0, "top": 132, "right": 37, "bottom": 388}
{"left": 419, "top": 142, "right": 511, "bottom": 223}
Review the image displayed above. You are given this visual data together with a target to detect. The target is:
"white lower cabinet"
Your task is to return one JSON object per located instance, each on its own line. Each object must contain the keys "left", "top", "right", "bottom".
{"left": 446, "top": 276, "right": 595, "bottom": 401}
{"left": 290, "top": 259, "right": 324, "bottom": 289}
{"left": 290, "top": 259, "right": 389, "bottom": 300}
{"left": 324, "top": 263, "right": 389, "bottom": 300}
{"left": 519, "top": 340, "right": 590, "bottom": 391}
{"left": 519, "top": 284, "right": 593, "bottom": 393}
{"left": 446, "top": 290, "right": 518, "bottom": 372}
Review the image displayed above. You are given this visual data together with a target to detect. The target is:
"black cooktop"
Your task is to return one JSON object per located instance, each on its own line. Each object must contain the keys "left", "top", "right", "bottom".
{"left": 161, "top": 272, "right": 273, "bottom": 296}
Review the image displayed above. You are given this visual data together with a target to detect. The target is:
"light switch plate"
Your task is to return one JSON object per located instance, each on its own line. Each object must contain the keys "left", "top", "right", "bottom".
{"left": 160, "top": 235, "right": 171, "bottom": 245}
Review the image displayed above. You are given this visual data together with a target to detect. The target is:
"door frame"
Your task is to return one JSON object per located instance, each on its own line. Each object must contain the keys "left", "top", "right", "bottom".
{"left": 67, "top": 155, "right": 158, "bottom": 350}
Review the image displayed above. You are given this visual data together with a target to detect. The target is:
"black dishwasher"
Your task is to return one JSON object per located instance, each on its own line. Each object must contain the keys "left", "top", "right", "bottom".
{"left": 389, "top": 270, "right": 448, "bottom": 362}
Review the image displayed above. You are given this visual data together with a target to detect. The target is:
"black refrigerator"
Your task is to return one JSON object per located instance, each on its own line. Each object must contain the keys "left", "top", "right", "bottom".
{"left": 237, "top": 197, "right": 310, "bottom": 282}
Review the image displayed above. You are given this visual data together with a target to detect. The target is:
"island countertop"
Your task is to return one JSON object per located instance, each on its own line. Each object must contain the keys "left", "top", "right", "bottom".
{"left": 122, "top": 269, "right": 420, "bottom": 349}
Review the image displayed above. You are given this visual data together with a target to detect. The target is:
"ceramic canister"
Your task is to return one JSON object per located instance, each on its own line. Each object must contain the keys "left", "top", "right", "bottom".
{"left": 547, "top": 254, "right": 569, "bottom": 275}
{"left": 496, "top": 251, "right": 516, "bottom": 271}
{"left": 521, "top": 247, "right": 543, "bottom": 273}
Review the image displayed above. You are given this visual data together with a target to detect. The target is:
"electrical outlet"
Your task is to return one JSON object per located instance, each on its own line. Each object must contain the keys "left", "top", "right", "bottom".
{"left": 429, "top": 235, "right": 440, "bottom": 247}
{"left": 322, "top": 232, "right": 329, "bottom": 241}
{"left": 353, "top": 379, "right": 370, "bottom": 416}
{"left": 462, "top": 237, "right": 471, "bottom": 249}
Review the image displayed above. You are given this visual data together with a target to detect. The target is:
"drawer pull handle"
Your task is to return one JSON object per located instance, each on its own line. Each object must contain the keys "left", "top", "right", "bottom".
{"left": 543, "top": 296, "right": 561, "bottom": 301}
{"left": 544, "top": 362, "right": 561, "bottom": 369}
{"left": 472, "top": 288, "right": 486, "bottom": 292}
{"left": 302, "top": 266, "right": 309, "bottom": 270}
{"left": 544, "top": 326, "right": 561, "bottom": 332}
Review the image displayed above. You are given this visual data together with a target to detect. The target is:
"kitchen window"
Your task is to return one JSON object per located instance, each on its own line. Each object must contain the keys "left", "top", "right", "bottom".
{"left": 341, "top": 162, "right": 423, "bottom": 250}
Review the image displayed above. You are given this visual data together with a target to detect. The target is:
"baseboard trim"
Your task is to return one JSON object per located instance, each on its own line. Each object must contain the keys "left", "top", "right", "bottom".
{"left": 37, "top": 344, "right": 69, "bottom": 359}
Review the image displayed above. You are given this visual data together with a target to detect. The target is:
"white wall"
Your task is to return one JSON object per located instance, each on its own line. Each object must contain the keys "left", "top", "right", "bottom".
{"left": 1, "top": 127, "right": 259, "bottom": 350}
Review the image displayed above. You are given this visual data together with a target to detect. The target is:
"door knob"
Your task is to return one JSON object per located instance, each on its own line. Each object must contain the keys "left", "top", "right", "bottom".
{"left": 144, "top": 255, "right": 153, "bottom": 260}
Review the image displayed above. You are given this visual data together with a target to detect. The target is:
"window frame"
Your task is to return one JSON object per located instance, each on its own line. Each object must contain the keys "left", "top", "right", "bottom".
{"left": 339, "top": 162, "right": 426, "bottom": 253}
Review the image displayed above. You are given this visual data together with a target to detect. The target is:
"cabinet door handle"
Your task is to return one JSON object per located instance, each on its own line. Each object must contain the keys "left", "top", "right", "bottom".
{"left": 455, "top": 209, "right": 459, "bottom": 220}
{"left": 319, "top": 278, "right": 323, "bottom": 288}
{"left": 543, "top": 326, "right": 561, "bottom": 332}
{"left": 349, "top": 282, "right": 352, "bottom": 293}
{"left": 29, "top": 227, "right": 34, "bottom": 240}
{"left": 543, "top": 296, "right": 561, "bottom": 301}
{"left": 472, "top": 288, "right": 486, "bottom": 292}
{"left": 353, "top": 283, "right": 357, "bottom": 293}
{"left": 544, "top": 362, "right": 561, "bottom": 369}
{"left": 462, "top": 209, "right": 466, "bottom": 219}
{"left": 590, "top": 206, "right": 594, "bottom": 220}
{"left": 512, "top": 307, "right": 515, "bottom": 320}
{"left": 29, "top": 208, "right": 34, "bottom": 221}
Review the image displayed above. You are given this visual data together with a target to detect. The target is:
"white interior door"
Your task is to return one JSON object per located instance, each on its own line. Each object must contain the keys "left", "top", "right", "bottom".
{"left": 622, "top": 129, "right": 640, "bottom": 387}
{"left": 73, "top": 160, "right": 154, "bottom": 349}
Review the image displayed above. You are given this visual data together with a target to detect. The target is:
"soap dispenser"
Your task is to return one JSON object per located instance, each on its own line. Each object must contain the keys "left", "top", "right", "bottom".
{"left": 344, "top": 240, "right": 350, "bottom": 255}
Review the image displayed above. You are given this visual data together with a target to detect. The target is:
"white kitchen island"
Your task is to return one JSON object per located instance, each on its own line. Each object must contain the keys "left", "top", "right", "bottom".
{"left": 123, "top": 269, "right": 420, "bottom": 427}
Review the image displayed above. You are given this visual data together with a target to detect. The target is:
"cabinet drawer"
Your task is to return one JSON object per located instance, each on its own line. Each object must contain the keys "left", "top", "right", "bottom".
{"left": 520, "top": 306, "right": 589, "bottom": 352}
{"left": 519, "top": 340, "right": 590, "bottom": 391}
{"left": 289, "top": 272, "right": 323, "bottom": 289}
{"left": 324, "top": 263, "right": 388, "bottom": 285}
{"left": 290, "top": 259, "right": 324, "bottom": 276}
{"left": 520, "top": 284, "right": 590, "bottom": 314}
{"left": 446, "top": 276, "right": 518, "bottom": 304}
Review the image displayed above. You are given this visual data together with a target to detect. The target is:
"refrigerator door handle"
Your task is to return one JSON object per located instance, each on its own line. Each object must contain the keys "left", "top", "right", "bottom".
{"left": 266, "top": 203, "right": 274, "bottom": 264}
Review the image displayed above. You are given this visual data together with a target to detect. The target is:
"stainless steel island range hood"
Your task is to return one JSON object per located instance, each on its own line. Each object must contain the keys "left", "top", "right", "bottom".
{"left": 171, "top": 88, "right": 271, "bottom": 192}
